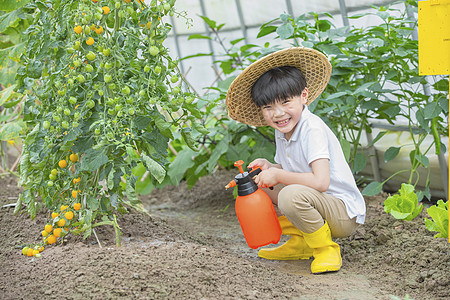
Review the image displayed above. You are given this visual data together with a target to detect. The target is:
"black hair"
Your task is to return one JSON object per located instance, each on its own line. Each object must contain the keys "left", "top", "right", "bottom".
{"left": 251, "top": 66, "right": 307, "bottom": 107}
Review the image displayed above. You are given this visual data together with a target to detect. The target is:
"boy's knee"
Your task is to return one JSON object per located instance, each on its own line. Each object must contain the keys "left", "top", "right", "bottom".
{"left": 278, "top": 184, "right": 311, "bottom": 215}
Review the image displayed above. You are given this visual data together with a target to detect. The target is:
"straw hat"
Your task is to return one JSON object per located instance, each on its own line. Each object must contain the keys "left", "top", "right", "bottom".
{"left": 226, "top": 47, "right": 332, "bottom": 127}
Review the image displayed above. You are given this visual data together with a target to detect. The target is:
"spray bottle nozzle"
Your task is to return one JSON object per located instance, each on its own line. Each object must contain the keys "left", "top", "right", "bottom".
{"left": 225, "top": 180, "right": 237, "bottom": 190}
{"left": 234, "top": 160, "right": 244, "bottom": 174}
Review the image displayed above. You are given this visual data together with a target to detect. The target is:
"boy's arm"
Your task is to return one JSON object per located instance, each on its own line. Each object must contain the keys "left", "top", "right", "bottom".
{"left": 255, "top": 158, "right": 330, "bottom": 192}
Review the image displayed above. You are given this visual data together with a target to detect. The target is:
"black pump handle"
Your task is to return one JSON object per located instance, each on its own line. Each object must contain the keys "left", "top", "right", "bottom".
{"left": 247, "top": 167, "right": 273, "bottom": 190}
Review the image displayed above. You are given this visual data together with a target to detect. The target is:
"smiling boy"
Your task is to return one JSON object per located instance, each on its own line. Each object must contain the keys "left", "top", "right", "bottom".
{"left": 226, "top": 47, "right": 366, "bottom": 274}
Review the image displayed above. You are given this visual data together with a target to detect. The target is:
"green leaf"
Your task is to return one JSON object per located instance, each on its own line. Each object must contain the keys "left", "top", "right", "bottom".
{"left": 361, "top": 99, "right": 382, "bottom": 110}
{"left": 257, "top": 25, "right": 277, "bottom": 38}
{"left": 423, "top": 102, "right": 441, "bottom": 120}
{"left": 154, "top": 115, "right": 173, "bottom": 139}
{"left": 424, "top": 200, "right": 449, "bottom": 238}
{"left": 339, "top": 138, "right": 351, "bottom": 162}
{"left": 125, "top": 175, "right": 139, "bottom": 204}
{"left": 198, "top": 15, "right": 217, "bottom": 30}
{"left": 0, "top": 120, "right": 25, "bottom": 141}
{"left": 367, "top": 38, "right": 384, "bottom": 47}
{"left": 13, "top": 193, "right": 23, "bottom": 215}
{"left": 141, "top": 152, "right": 166, "bottom": 184}
{"left": 191, "top": 121, "right": 209, "bottom": 135}
{"left": 348, "top": 12, "right": 371, "bottom": 19}
{"left": 362, "top": 181, "right": 383, "bottom": 196}
{"left": 81, "top": 148, "right": 109, "bottom": 172}
{"left": 317, "top": 44, "right": 342, "bottom": 55}
{"left": 188, "top": 34, "right": 211, "bottom": 40}
{"left": 106, "top": 169, "right": 114, "bottom": 191}
{"left": 276, "top": 23, "right": 294, "bottom": 39}
{"left": 2, "top": 97, "right": 21, "bottom": 108}
{"left": 230, "top": 37, "right": 245, "bottom": 45}
{"left": 225, "top": 142, "right": 250, "bottom": 165}
{"left": 141, "top": 131, "right": 169, "bottom": 161}
{"left": 354, "top": 82, "right": 376, "bottom": 95}
{"left": 408, "top": 203, "right": 423, "bottom": 221}
{"left": 133, "top": 115, "right": 152, "bottom": 130}
{"left": 18, "top": 149, "right": 29, "bottom": 186}
{"left": 0, "top": 84, "right": 16, "bottom": 106}
{"left": 353, "top": 152, "right": 366, "bottom": 174}
{"left": 414, "top": 154, "right": 429, "bottom": 167}
{"left": 280, "top": 13, "right": 290, "bottom": 23}
{"left": 240, "top": 44, "right": 258, "bottom": 52}
{"left": 26, "top": 58, "right": 42, "bottom": 78}
{"left": 439, "top": 97, "right": 449, "bottom": 114}
{"left": 376, "top": 11, "right": 390, "bottom": 20}
{"left": 316, "top": 19, "right": 332, "bottom": 32}
{"left": 0, "top": 0, "right": 30, "bottom": 12}
{"left": 390, "top": 210, "right": 411, "bottom": 220}
{"left": 0, "top": 59, "right": 18, "bottom": 87}
{"left": 409, "top": 149, "right": 419, "bottom": 166}
{"left": 180, "top": 52, "right": 213, "bottom": 61}
{"left": 408, "top": 76, "right": 424, "bottom": 84}
{"left": 181, "top": 128, "right": 198, "bottom": 151}
{"left": 302, "top": 41, "right": 314, "bottom": 48}
{"left": 0, "top": 9, "right": 22, "bottom": 33}
{"left": 384, "top": 146, "right": 400, "bottom": 162}
{"left": 135, "top": 164, "right": 154, "bottom": 195}
{"left": 219, "top": 60, "right": 233, "bottom": 75}
{"left": 207, "top": 134, "right": 230, "bottom": 173}
{"left": 217, "top": 76, "right": 236, "bottom": 91}
{"left": 432, "top": 78, "right": 449, "bottom": 92}
{"left": 383, "top": 105, "right": 401, "bottom": 118}
{"left": 0, "top": 42, "right": 25, "bottom": 66}
{"left": 167, "top": 148, "right": 196, "bottom": 185}
{"left": 72, "top": 136, "right": 95, "bottom": 153}
{"left": 87, "top": 196, "right": 100, "bottom": 211}
{"left": 326, "top": 91, "right": 347, "bottom": 101}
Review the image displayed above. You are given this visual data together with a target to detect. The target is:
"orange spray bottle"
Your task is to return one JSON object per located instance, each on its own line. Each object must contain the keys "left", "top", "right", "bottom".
{"left": 225, "top": 160, "right": 282, "bottom": 249}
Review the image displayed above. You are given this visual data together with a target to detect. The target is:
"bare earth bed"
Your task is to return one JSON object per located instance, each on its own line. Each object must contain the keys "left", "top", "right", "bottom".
{"left": 0, "top": 171, "right": 449, "bottom": 299}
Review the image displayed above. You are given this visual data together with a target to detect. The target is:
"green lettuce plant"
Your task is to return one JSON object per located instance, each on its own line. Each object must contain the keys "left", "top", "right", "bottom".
{"left": 424, "top": 199, "right": 449, "bottom": 238}
{"left": 383, "top": 183, "right": 423, "bottom": 221}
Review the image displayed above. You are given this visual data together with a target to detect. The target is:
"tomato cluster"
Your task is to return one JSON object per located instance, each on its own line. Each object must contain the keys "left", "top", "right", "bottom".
{"left": 21, "top": 202, "right": 81, "bottom": 257}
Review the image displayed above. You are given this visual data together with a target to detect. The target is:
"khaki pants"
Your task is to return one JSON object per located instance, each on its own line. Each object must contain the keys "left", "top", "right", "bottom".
{"left": 264, "top": 184, "right": 357, "bottom": 238}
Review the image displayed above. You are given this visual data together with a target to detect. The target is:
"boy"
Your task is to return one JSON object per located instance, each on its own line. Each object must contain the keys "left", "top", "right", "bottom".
{"left": 226, "top": 47, "right": 366, "bottom": 274}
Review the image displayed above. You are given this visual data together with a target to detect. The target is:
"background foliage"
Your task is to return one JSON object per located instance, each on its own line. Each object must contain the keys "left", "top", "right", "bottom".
{"left": 171, "top": 1, "right": 448, "bottom": 203}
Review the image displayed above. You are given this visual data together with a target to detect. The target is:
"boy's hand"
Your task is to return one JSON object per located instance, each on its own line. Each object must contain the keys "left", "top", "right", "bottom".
{"left": 248, "top": 159, "right": 273, "bottom": 170}
{"left": 254, "top": 168, "right": 280, "bottom": 188}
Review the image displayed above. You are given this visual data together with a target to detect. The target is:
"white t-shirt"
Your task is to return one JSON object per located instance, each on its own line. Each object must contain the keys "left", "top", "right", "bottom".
{"left": 274, "top": 106, "right": 366, "bottom": 224}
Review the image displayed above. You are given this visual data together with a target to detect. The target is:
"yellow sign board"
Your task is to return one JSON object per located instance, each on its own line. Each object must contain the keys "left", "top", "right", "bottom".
{"left": 418, "top": 0, "right": 450, "bottom": 75}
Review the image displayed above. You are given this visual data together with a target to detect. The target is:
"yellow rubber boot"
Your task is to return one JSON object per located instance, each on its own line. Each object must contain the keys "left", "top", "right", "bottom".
{"left": 258, "top": 216, "right": 313, "bottom": 260}
{"left": 302, "top": 221, "right": 342, "bottom": 274}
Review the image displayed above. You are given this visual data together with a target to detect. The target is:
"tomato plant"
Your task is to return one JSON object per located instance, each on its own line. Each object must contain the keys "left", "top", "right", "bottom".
{"left": 14, "top": 0, "right": 202, "bottom": 249}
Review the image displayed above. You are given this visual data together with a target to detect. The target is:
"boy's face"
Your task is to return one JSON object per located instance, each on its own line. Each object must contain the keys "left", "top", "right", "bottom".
{"left": 261, "top": 88, "right": 308, "bottom": 140}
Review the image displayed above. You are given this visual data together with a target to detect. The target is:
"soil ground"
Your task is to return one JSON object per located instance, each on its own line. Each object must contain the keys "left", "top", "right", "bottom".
{"left": 0, "top": 171, "right": 449, "bottom": 299}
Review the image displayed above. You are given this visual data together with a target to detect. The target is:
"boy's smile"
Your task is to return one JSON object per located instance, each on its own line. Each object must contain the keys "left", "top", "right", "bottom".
{"left": 261, "top": 89, "right": 308, "bottom": 140}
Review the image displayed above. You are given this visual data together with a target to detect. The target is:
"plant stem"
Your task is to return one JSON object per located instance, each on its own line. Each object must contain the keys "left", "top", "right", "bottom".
{"left": 113, "top": 214, "right": 121, "bottom": 247}
{"left": 382, "top": 168, "right": 410, "bottom": 186}
{"left": 114, "top": 8, "right": 120, "bottom": 32}
{"left": 92, "top": 229, "right": 102, "bottom": 248}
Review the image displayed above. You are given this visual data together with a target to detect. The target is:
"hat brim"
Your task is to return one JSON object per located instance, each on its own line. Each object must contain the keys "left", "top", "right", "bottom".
{"left": 226, "top": 47, "right": 332, "bottom": 127}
